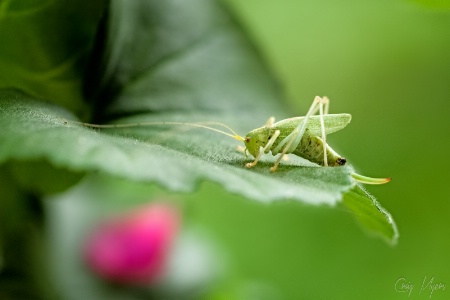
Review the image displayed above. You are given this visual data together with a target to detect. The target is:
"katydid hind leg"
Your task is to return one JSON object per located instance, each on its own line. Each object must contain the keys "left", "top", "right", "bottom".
{"left": 270, "top": 128, "right": 299, "bottom": 172}
{"left": 270, "top": 96, "right": 330, "bottom": 171}
{"left": 308, "top": 95, "right": 330, "bottom": 116}
{"left": 294, "top": 96, "right": 329, "bottom": 166}
{"left": 322, "top": 96, "right": 330, "bottom": 115}
{"left": 319, "top": 97, "right": 328, "bottom": 166}
{"left": 272, "top": 96, "right": 323, "bottom": 155}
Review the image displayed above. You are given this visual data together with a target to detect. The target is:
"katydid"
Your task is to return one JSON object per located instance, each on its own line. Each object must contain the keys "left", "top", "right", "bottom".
{"left": 69, "top": 96, "right": 390, "bottom": 185}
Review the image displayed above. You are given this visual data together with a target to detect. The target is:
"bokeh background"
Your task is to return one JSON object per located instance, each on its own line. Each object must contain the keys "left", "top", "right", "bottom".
{"left": 191, "top": 0, "right": 450, "bottom": 298}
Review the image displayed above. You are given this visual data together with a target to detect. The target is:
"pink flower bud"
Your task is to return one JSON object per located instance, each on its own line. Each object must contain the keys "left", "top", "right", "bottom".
{"left": 84, "top": 202, "right": 179, "bottom": 285}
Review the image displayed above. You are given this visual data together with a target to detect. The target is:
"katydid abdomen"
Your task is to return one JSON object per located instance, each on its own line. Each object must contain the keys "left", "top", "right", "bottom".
{"left": 268, "top": 129, "right": 346, "bottom": 166}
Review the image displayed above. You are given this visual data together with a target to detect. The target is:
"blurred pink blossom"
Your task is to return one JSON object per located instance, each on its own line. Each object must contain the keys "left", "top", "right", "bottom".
{"left": 84, "top": 202, "right": 180, "bottom": 285}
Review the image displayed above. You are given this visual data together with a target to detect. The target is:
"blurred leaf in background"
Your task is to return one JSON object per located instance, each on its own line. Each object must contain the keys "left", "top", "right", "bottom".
{"left": 0, "top": 0, "right": 106, "bottom": 113}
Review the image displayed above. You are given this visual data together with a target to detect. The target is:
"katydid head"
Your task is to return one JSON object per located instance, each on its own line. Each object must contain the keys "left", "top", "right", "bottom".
{"left": 243, "top": 132, "right": 260, "bottom": 158}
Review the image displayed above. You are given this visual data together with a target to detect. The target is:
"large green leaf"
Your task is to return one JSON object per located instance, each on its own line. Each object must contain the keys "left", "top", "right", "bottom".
{"left": 0, "top": 89, "right": 353, "bottom": 205}
{"left": 341, "top": 185, "right": 398, "bottom": 245}
{"left": 0, "top": 0, "right": 396, "bottom": 242}
{"left": 0, "top": 0, "right": 106, "bottom": 112}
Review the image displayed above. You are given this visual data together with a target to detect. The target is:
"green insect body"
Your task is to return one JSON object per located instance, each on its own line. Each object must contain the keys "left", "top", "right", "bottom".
{"left": 70, "top": 96, "right": 391, "bottom": 185}
{"left": 244, "top": 114, "right": 350, "bottom": 167}
{"left": 277, "top": 130, "right": 344, "bottom": 166}
{"left": 240, "top": 97, "right": 390, "bottom": 184}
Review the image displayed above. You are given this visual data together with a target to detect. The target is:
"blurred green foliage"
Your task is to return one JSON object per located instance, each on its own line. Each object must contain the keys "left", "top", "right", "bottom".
{"left": 0, "top": 0, "right": 106, "bottom": 113}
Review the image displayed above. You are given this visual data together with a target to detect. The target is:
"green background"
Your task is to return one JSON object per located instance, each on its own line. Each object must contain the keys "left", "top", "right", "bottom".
{"left": 212, "top": 0, "right": 450, "bottom": 298}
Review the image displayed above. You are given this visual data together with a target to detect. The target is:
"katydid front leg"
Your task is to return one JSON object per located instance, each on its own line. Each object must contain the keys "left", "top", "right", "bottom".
{"left": 245, "top": 129, "right": 281, "bottom": 168}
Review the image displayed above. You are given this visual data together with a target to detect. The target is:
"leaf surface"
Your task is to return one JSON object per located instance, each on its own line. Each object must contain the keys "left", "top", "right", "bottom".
{"left": 341, "top": 185, "right": 399, "bottom": 245}
{"left": 0, "top": 90, "right": 353, "bottom": 204}
{"left": 0, "top": 0, "right": 397, "bottom": 242}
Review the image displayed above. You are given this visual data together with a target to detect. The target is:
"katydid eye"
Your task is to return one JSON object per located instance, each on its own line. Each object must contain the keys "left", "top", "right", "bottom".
{"left": 245, "top": 137, "right": 250, "bottom": 143}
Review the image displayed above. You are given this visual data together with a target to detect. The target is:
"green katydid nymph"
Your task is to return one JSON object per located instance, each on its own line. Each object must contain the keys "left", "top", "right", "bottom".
{"left": 71, "top": 96, "right": 390, "bottom": 185}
